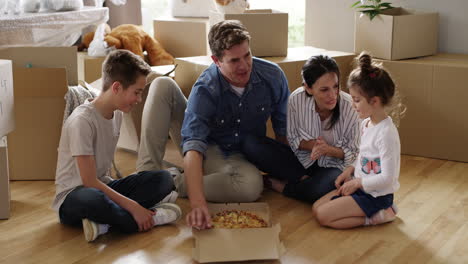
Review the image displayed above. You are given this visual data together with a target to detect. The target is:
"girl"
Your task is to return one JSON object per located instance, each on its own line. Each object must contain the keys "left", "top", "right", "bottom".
{"left": 312, "top": 52, "right": 405, "bottom": 229}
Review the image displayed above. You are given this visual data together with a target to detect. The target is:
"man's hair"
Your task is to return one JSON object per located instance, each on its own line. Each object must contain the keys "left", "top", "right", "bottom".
{"left": 102, "top": 50, "right": 152, "bottom": 91}
{"left": 208, "top": 20, "right": 251, "bottom": 59}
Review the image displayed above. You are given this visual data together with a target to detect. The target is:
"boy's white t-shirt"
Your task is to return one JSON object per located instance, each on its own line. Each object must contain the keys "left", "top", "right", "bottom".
{"left": 354, "top": 116, "right": 400, "bottom": 197}
{"left": 51, "top": 100, "right": 123, "bottom": 211}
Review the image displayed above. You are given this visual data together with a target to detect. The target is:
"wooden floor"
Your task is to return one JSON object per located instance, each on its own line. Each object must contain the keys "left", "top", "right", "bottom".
{"left": 1, "top": 140, "right": 468, "bottom": 264}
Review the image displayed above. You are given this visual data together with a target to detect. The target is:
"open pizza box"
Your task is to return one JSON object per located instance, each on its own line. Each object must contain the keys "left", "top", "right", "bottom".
{"left": 192, "top": 202, "right": 285, "bottom": 263}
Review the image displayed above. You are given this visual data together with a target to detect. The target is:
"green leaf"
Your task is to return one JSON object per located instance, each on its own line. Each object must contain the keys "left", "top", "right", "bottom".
{"left": 379, "top": 2, "right": 394, "bottom": 8}
{"left": 369, "top": 11, "right": 379, "bottom": 20}
{"left": 357, "top": 5, "right": 379, "bottom": 9}
{"left": 350, "top": 1, "right": 361, "bottom": 8}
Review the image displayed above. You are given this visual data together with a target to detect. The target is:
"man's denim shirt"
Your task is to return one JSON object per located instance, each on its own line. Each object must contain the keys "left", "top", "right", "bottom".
{"left": 181, "top": 57, "right": 290, "bottom": 156}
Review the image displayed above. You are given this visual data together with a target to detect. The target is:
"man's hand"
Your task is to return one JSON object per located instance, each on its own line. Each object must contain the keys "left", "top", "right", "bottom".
{"left": 310, "top": 137, "right": 330, "bottom": 160}
{"left": 186, "top": 203, "right": 212, "bottom": 230}
{"left": 129, "top": 202, "right": 156, "bottom": 232}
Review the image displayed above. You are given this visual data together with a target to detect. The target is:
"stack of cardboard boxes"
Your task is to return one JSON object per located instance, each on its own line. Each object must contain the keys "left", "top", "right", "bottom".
{"left": 0, "top": 47, "right": 76, "bottom": 181}
{"left": 354, "top": 8, "right": 467, "bottom": 162}
{"left": 154, "top": 9, "right": 289, "bottom": 58}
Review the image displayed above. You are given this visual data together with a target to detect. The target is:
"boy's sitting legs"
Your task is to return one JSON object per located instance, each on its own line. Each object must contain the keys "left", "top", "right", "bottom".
{"left": 60, "top": 170, "right": 180, "bottom": 241}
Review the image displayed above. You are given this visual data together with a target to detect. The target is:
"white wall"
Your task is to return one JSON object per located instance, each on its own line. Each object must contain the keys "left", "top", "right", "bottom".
{"left": 305, "top": 0, "right": 468, "bottom": 54}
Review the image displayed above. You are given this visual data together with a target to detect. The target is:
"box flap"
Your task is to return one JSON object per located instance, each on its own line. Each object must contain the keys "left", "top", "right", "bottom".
{"left": 0, "top": 47, "right": 77, "bottom": 85}
{"left": 13, "top": 68, "right": 68, "bottom": 97}
{"left": 244, "top": 9, "right": 273, "bottom": 14}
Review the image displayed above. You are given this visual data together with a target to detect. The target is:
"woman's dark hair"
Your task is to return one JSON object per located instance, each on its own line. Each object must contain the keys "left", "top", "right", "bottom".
{"left": 301, "top": 55, "right": 341, "bottom": 130}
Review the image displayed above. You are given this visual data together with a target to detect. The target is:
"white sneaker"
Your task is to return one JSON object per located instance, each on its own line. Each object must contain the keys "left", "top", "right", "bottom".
{"left": 166, "top": 167, "right": 186, "bottom": 197}
{"left": 151, "top": 203, "right": 182, "bottom": 226}
{"left": 82, "top": 218, "right": 99, "bottom": 242}
{"left": 157, "top": 190, "right": 179, "bottom": 205}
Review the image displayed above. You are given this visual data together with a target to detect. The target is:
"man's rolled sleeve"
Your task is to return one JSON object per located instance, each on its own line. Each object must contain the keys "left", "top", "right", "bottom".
{"left": 182, "top": 140, "right": 208, "bottom": 157}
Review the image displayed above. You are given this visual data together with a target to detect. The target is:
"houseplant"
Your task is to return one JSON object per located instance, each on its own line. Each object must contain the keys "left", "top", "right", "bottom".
{"left": 351, "top": 0, "right": 394, "bottom": 20}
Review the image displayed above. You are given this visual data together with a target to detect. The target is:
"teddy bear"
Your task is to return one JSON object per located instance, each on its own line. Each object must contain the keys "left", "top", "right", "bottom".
{"left": 78, "top": 24, "right": 174, "bottom": 66}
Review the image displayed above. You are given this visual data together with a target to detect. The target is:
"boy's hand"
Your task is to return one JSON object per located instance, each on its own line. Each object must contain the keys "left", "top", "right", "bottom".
{"left": 338, "top": 178, "right": 362, "bottom": 196}
{"left": 130, "top": 203, "right": 156, "bottom": 232}
{"left": 186, "top": 203, "right": 212, "bottom": 230}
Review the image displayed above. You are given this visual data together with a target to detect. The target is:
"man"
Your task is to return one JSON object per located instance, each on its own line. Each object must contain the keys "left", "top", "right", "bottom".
{"left": 137, "top": 20, "right": 289, "bottom": 229}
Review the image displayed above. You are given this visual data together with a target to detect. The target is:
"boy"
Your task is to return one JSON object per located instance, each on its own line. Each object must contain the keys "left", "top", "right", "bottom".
{"left": 52, "top": 50, "right": 181, "bottom": 242}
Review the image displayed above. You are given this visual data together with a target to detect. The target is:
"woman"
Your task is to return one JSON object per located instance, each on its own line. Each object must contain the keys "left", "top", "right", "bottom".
{"left": 242, "top": 55, "right": 360, "bottom": 203}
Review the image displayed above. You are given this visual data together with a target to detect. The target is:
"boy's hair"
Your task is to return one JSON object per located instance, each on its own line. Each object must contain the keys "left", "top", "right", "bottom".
{"left": 348, "top": 52, "right": 406, "bottom": 125}
{"left": 102, "top": 50, "right": 152, "bottom": 91}
{"left": 301, "top": 55, "right": 341, "bottom": 130}
{"left": 208, "top": 20, "right": 251, "bottom": 59}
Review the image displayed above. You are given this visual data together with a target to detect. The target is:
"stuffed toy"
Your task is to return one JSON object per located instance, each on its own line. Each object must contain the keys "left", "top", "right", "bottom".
{"left": 78, "top": 24, "right": 174, "bottom": 66}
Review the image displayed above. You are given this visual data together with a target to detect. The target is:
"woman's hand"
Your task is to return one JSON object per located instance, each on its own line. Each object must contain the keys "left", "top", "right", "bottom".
{"left": 310, "top": 137, "right": 330, "bottom": 160}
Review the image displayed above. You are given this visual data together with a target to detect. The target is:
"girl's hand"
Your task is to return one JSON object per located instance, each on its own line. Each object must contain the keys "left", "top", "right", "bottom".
{"left": 335, "top": 166, "right": 354, "bottom": 189}
{"left": 310, "top": 137, "right": 330, "bottom": 160}
{"left": 335, "top": 172, "right": 350, "bottom": 189}
{"left": 338, "top": 178, "right": 362, "bottom": 196}
{"left": 129, "top": 203, "right": 156, "bottom": 232}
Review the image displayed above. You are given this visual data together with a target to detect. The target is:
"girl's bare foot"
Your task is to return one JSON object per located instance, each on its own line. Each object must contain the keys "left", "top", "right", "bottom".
{"left": 370, "top": 206, "right": 397, "bottom": 225}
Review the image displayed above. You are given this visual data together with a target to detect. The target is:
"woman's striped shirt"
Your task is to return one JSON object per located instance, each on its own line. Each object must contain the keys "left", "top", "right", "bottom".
{"left": 287, "top": 88, "right": 361, "bottom": 171}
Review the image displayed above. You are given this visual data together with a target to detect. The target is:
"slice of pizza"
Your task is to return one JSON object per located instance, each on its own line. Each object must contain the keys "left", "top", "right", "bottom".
{"left": 212, "top": 210, "right": 268, "bottom": 228}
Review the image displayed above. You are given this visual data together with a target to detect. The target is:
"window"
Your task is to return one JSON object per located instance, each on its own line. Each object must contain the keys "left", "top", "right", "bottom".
{"left": 142, "top": 0, "right": 305, "bottom": 48}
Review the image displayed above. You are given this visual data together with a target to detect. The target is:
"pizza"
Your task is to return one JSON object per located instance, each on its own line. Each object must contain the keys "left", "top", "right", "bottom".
{"left": 212, "top": 210, "right": 268, "bottom": 229}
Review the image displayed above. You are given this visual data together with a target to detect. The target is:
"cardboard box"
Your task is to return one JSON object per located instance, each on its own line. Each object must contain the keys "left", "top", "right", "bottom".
{"left": 170, "top": 0, "right": 216, "bottom": 18}
{"left": 154, "top": 17, "right": 210, "bottom": 58}
{"left": 355, "top": 8, "right": 438, "bottom": 60}
{"left": 375, "top": 54, "right": 468, "bottom": 162}
{"left": 192, "top": 203, "right": 284, "bottom": 263}
{"left": 6, "top": 68, "right": 68, "bottom": 180}
{"left": 209, "top": 9, "right": 288, "bottom": 57}
{"left": 0, "top": 47, "right": 75, "bottom": 180}
{"left": 175, "top": 46, "right": 355, "bottom": 97}
{"left": 77, "top": 52, "right": 106, "bottom": 83}
{"left": 0, "top": 137, "right": 10, "bottom": 219}
{"left": 0, "top": 60, "right": 15, "bottom": 138}
{"left": 0, "top": 47, "right": 78, "bottom": 85}
{"left": 107, "top": 0, "right": 142, "bottom": 28}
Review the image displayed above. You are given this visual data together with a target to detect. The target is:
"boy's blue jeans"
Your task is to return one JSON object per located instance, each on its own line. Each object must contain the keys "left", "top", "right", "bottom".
{"left": 242, "top": 135, "right": 342, "bottom": 203}
{"left": 59, "top": 170, "right": 173, "bottom": 233}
